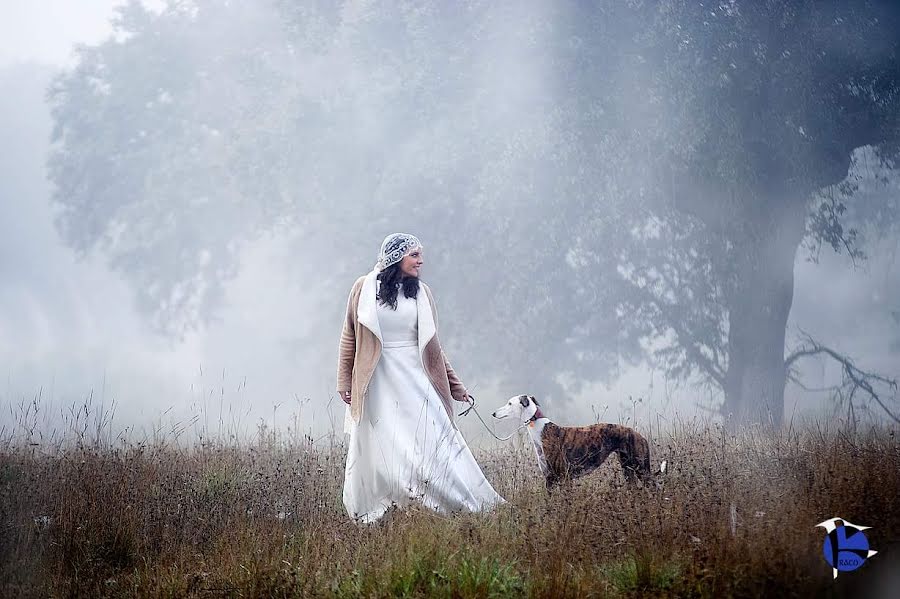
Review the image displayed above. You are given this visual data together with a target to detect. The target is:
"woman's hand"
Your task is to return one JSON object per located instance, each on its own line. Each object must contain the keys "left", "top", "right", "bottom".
{"left": 341, "top": 390, "right": 352, "bottom": 405}
{"left": 457, "top": 393, "right": 476, "bottom": 417}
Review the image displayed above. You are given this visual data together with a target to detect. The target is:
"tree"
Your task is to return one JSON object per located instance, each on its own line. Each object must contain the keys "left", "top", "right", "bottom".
{"left": 519, "top": 0, "right": 900, "bottom": 426}
{"left": 623, "top": 0, "right": 900, "bottom": 426}
{"left": 48, "top": 0, "right": 900, "bottom": 426}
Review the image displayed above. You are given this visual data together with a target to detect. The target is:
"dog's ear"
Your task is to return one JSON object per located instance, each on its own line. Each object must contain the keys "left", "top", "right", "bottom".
{"left": 519, "top": 395, "right": 530, "bottom": 407}
{"left": 529, "top": 395, "right": 539, "bottom": 406}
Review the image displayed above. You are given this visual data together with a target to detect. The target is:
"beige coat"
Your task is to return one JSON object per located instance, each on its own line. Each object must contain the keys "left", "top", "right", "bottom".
{"left": 336, "top": 270, "right": 469, "bottom": 426}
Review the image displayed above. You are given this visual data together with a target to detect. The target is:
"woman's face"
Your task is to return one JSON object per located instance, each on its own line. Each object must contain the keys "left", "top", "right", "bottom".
{"left": 399, "top": 247, "right": 424, "bottom": 278}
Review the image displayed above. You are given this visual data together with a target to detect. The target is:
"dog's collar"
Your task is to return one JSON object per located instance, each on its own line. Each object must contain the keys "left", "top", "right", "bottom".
{"left": 527, "top": 408, "right": 545, "bottom": 427}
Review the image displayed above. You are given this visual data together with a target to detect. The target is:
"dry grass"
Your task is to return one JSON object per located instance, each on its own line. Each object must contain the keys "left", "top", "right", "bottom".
{"left": 1, "top": 408, "right": 898, "bottom": 598}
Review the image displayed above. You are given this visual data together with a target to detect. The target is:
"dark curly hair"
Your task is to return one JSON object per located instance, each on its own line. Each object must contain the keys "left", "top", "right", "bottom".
{"left": 376, "top": 262, "right": 420, "bottom": 309}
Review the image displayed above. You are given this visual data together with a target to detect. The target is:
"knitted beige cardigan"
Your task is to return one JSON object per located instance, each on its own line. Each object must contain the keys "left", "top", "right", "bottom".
{"left": 336, "top": 271, "right": 469, "bottom": 425}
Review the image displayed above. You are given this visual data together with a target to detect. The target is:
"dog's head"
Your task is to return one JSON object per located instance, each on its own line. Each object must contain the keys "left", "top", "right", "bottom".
{"left": 492, "top": 394, "right": 541, "bottom": 423}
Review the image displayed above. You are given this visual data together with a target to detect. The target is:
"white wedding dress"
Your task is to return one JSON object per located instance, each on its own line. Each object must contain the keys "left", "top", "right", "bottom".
{"left": 342, "top": 283, "right": 504, "bottom": 524}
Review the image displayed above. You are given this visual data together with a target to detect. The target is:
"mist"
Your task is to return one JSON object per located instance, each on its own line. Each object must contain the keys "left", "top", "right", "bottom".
{"left": 1, "top": 1, "right": 898, "bottom": 446}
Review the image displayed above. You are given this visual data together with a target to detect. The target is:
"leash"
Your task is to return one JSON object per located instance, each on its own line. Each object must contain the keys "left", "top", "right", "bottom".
{"left": 458, "top": 394, "right": 528, "bottom": 442}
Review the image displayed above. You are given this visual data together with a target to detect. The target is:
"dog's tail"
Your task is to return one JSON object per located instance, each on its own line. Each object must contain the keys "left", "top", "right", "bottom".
{"left": 655, "top": 459, "right": 667, "bottom": 476}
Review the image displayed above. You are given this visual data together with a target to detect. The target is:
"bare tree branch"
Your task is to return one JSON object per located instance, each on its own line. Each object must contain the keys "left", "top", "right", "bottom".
{"left": 785, "top": 330, "right": 900, "bottom": 424}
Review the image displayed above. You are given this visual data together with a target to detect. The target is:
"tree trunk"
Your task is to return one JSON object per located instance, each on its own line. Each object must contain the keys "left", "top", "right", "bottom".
{"left": 723, "top": 199, "right": 807, "bottom": 428}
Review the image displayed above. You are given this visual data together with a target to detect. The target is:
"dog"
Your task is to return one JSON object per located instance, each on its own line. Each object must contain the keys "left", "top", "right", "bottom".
{"left": 492, "top": 394, "right": 665, "bottom": 490}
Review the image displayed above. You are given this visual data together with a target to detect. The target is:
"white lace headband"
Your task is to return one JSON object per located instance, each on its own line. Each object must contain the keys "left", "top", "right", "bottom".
{"left": 375, "top": 233, "right": 422, "bottom": 272}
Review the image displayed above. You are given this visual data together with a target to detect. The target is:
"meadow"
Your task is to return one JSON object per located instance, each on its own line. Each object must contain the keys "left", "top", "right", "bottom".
{"left": 1, "top": 403, "right": 898, "bottom": 598}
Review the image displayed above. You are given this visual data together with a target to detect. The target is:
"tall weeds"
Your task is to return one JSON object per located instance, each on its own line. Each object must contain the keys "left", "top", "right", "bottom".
{"left": 1, "top": 402, "right": 897, "bottom": 597}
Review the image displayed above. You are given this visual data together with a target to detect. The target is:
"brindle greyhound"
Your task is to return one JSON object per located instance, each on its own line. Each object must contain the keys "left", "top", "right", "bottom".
{"left": 492, "top": 394, "right": 665, "bottom": 490}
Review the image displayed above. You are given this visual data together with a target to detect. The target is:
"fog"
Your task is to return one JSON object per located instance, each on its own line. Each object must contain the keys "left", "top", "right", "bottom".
{"left": 1, "top": 1, "right": 898, "bottom": 447}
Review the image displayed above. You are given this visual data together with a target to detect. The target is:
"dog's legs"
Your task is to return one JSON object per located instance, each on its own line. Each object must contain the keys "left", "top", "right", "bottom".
{"left": 638, "top": 436, "right": 652, "bottom": 482}
{"left": 545, "top": 473, "right": 575, "bottom": 500}
{"left": 545, "top": 473, "right": 560, "bottom": 493}
{"left": 617, "top": 451, "right": 638, "bottom": 484}
{"left": 617, "top": 434, "right": 653, "bottom": 485}
{"left": 617, "top": 451, "right": 648, "bottom": 485}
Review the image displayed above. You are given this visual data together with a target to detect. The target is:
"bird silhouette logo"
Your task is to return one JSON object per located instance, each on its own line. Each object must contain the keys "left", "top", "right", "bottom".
{"left": 816, "top": 518, "right": 878, "bottom": 579}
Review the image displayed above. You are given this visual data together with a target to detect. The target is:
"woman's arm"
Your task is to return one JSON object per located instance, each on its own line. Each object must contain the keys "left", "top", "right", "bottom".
{"left": 336, "top": 281, "right": 360, "bottom": 402}
{"left": 443, "top": 351, "right": 469, "bottom": 402}
{"left": 423, "top": 283, "right": 469, "bottom": 402}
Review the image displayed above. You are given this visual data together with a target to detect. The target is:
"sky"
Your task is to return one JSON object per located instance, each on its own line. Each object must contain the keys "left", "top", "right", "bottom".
{"left": 2, "top": 1, "right": 122, "bottom": 67}
{"left": 0, "top": 1, "right": 897, "bottom": 448}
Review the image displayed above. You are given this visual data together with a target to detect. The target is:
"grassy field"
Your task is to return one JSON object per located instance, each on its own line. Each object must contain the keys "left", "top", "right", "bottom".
{"left": 1, "top": 414, "right": 898, "bottom": 597}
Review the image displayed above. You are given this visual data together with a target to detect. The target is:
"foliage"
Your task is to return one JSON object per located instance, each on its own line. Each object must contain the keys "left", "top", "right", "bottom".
{"left": 2, "top": 407, "right": 899, "bottom": 597}
{"left": 47, "top": 1, "right": 900, "bottom": 421}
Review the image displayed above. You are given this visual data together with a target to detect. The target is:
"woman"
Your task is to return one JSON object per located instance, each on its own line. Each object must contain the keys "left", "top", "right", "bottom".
{"left": 337, "top": 233, "right": 504, "bottom": 523}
